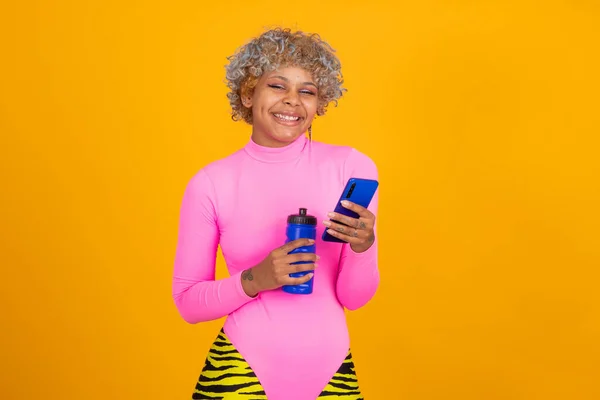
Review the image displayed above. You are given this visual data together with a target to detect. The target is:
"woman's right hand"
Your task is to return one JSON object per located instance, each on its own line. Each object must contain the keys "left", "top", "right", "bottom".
{"left": 241, "top": 238, "right": 319, "bottom": 297}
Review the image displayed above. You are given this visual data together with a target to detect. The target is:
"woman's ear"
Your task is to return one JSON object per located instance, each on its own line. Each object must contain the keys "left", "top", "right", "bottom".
{"left": 241, "top": 84, "right": 253, "bottom": 108}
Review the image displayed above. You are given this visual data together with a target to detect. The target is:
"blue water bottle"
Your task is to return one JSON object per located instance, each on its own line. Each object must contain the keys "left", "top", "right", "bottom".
{"left": 282, "top": 207, "right": 317, "bottom": 295}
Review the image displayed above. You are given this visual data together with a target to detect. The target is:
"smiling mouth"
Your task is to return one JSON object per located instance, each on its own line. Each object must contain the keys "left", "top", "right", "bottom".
{"left": 273, "top": 113, "right": 302, "bottom": 122}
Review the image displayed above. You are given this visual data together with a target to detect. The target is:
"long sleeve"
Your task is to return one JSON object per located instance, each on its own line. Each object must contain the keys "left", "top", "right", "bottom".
{"left": 172, "top": 168, "right": 255, "bottom": 324}
{"left": 335, "top": 148, "right": 381, "bottom": 310}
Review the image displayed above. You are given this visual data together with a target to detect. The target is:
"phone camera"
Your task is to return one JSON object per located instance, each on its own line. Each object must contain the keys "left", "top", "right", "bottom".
{"left": 346, "top": 183, "right": 356, "bottom": 198}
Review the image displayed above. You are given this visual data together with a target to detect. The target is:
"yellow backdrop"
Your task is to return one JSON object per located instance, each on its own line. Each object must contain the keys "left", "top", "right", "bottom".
{"left": 1, "top": 1, "right": 599, "bottom": 399}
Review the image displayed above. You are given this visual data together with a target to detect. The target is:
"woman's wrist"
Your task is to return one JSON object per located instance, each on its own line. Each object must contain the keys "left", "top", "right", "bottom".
{"left": 241, "top": 268, "right": 259, "bottom": 297}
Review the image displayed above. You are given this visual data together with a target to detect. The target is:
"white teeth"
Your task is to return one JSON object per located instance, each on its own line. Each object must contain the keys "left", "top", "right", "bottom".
{"left": 274, "top": 113, "right": 300, "bottom": 121}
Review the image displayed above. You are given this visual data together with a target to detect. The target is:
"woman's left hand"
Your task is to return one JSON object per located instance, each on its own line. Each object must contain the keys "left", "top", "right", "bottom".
{"left": 323, "top": 200, "right": 376, "bottom": 253}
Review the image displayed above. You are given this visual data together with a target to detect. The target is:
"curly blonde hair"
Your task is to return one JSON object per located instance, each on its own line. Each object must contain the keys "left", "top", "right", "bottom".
{"left": 225, "top": 28, "right": 347, "bottom": 124}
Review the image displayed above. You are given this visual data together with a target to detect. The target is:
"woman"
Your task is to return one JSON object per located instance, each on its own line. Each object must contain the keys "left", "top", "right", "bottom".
{"left": 173, "top": 27, "right": 380, "bottom": 399}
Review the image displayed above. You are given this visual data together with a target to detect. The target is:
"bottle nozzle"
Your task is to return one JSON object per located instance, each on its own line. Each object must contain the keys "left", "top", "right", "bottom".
{"left": 287, "top": 207, "right": 316, "bottom": 225}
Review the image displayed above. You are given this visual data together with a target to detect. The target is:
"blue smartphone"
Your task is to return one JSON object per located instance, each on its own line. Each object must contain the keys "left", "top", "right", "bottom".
{"left": 322, "top": 177, "right": 379, "bottom": 243}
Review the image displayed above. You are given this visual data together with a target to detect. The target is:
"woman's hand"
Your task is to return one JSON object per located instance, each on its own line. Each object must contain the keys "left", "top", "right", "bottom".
{"left": 323, "top": 200, "right": 376, "bottom": 253}
{"left": 241, "top": 238, "right": 319, "bottom": 297}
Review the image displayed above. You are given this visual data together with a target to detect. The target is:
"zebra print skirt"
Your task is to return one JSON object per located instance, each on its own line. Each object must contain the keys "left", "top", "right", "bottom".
{"left": 192, "top": 328, "right": 363, "bottom": 399}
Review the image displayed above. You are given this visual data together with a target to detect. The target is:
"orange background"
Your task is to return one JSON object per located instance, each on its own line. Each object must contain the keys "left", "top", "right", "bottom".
{"left": 1, "top": 1, "right": 599, "bottom": 399}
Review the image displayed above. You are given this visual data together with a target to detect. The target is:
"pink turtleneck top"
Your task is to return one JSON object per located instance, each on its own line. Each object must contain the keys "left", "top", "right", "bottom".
{"left": 172, "top": 134, "right": 379, "bottom": 399}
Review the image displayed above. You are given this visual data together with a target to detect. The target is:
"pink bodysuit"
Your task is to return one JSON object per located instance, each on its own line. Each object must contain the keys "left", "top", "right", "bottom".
{"left": 172, "top": 134, "right": 379, "bottom": 399}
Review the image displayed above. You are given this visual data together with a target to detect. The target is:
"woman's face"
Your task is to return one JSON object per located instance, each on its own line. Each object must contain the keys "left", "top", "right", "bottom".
{"left": 244, "top": 66, "right": 318, "bottom": 147}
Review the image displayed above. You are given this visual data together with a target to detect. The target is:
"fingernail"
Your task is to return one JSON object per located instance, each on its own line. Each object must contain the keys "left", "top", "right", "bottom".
{"left": 327, "top": 212, "right": 335, "bottom": 218}
{"left": 316, "top": 255, "right": 320, "bottom": 260}
{"left": 322, "top": 220, "right": 331, "bottom": 227}
{"left": 308, "top": 239, "right": 315, "bottom": 243}
{"left": 341, "top": 200, "right": 350, "bottom": 206}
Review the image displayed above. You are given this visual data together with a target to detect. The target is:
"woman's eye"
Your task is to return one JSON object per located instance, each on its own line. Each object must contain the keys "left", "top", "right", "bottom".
{"left": 268, "top": 84, "right": 315, "bottom": 96}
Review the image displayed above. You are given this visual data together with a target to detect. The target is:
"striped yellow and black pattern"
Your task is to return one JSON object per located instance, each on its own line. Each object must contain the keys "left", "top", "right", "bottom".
{"left": 192, "top": 329, "right": 363, "bottom": 399}
{"left": 317, "top": 352, "right": 363, "bottom": 398}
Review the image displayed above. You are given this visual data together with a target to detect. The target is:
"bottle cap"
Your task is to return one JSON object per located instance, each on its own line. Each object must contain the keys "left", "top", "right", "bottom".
{"left": 287, "top": 208, "right": 317, "bottom": 225}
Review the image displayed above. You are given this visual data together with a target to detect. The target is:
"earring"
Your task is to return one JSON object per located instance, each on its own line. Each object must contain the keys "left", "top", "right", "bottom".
{"left": 308, "top": 125, "right": 312, "bottom": 141}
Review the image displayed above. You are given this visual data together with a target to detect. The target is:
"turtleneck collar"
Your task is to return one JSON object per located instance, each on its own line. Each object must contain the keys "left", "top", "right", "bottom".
{"left": 243, "top": 134, "right": 308, "bottom": 163}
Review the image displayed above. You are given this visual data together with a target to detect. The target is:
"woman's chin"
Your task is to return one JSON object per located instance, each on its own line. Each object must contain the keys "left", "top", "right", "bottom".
{"left": 271, "top": 130, "right": 305, "bottom": 144}
{"left": 252, "top": 124, "right": 309, "bottom": 147}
